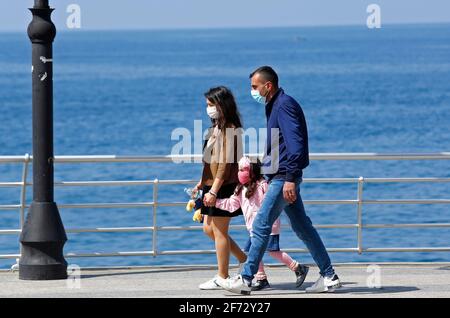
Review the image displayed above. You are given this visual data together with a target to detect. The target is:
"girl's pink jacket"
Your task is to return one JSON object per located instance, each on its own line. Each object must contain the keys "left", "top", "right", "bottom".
{"left": 215, "top": 179, "right": 281, "bottom": 236}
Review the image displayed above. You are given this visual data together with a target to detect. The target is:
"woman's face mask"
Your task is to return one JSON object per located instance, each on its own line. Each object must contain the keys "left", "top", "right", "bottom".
{"left": 206, "top": 106, "right": 219, "bottom": 119}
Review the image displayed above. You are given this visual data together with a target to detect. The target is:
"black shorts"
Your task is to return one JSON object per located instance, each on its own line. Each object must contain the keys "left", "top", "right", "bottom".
{"left": 201, "top": 183, "right": 243, "bottom": 217}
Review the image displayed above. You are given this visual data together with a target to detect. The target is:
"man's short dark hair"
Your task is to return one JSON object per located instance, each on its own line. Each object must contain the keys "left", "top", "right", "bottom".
{"left": 249, "top": 66, "right": 279, "bottom": 88}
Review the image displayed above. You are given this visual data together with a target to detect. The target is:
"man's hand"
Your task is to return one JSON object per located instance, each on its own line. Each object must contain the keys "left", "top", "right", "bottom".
{"left": 283, "top": 181, "right": 297, "bottom": 204}
{"left": 203, "top": 192, "right": 217, "bottom": 207}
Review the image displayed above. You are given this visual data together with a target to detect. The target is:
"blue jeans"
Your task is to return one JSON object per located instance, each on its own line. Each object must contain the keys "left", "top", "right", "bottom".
{"left": 241, "top": 178, "right": 335, "bottom": 281}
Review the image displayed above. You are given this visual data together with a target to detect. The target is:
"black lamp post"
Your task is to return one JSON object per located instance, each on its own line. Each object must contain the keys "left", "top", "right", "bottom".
{"left": 19, "top": 0, "right": 68, "bottom": 280}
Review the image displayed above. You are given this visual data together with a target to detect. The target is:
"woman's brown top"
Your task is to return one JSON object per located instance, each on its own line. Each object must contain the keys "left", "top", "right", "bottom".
{"left": 201, "top": 124, "right": 242, "bottom": 187}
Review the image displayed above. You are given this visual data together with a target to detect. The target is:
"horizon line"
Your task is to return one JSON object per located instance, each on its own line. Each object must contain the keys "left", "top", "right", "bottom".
{"left": 1, "top": 21, "right": 449, "bottom": 34}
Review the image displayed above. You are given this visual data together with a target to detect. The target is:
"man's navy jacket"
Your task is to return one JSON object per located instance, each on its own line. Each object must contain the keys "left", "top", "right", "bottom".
{"left": 263, "top": 88, "right": 310, "bottom": 182}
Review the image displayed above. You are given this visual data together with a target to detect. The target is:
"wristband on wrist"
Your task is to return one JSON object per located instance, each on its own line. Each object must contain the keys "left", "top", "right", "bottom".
{"left": 209, "top": 190, "right": 217, "bottom": 197}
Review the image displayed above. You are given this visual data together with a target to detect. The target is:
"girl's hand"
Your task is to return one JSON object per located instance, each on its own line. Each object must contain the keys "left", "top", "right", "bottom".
{"left": 203, "top": 192, "right": 217, "bottom": 207}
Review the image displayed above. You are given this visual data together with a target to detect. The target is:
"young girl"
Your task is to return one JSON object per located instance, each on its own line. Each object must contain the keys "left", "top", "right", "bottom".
{"left": 215, "top": 156, "right": 309, "bottom": 290}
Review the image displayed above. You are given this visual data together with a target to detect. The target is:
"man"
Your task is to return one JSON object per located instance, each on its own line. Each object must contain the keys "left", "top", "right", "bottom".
{"left": 223, "top": 66, "right": 341, "bottom": 295}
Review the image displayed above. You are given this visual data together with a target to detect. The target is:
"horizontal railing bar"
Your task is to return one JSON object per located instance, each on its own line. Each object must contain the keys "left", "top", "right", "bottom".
{"left": 156, "top": 180, "right": 198, "bottom": 185}
{"left": 159, "top": 225, "right": 243, "bottom": 231}
{"left": 364, "top": 178, "right": 450, "bottom": 183}
{"left": 0, "top": 182, "right": 23, "bottom": 188}
{"left": 64, "top": 251, "right": 155, "bottom": 258}
{"left": 52, "top": 180, "right": 198, "bottom": 187}
{"left": 157, "top": 250, "right": 217, "bottom": 255}
{"left": 304, "top": 200, "right": 358, "bottom": 205}
{"left": 159, "top": 200, "right": 359, "bottom": 207}
{"left": 57, "top": 202, "right": 155, "bottom": 209}
{"left": 67, "top": 227, "right": 154, "bottom": 233}
{"left": 281, "top": 248, "right": 359, "bottom": 253}
{"left": 363, "top": 199, "right": 450, "bottom": 204}
{"left": 0, "top": 229, "right": 21, "bottom": 234}
{"left": 363, "top": 247, "right": 450, "bottom": 252}
{"left": 157, "top": 224, "right": 359, "bottom": 231}
{"left": 304, "top": 178, "right": 360, "bottom": 183}
{"left": 364, "top": 223, "right": 450, "bottom": 229}
{"left": 55, "top": 181, "right": 159, "bottom": 186}
{"left": 310, "top": 153, "right": 450, "bottom": 160}
{"left": 0, "top": 227, "right": 157, "bottom": 235}
{"left": 1, "top": 153, "right": 450, "bottom": 164}
{"left": 0, "top": 156, "right": 28, "bottom": 163}
{"left": 0, "top": 254, "right": 20, "bottom": 259}
{"left": 0, "top": 205, "right": 20, "bottom": 210}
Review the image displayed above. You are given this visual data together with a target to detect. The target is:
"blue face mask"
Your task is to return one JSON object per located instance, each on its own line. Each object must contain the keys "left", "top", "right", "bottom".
{"left": 251, "top": 83, "right": 269, "bottom": 104}
{"left": 251, "top": 89, "right": 266, "bottom": 104}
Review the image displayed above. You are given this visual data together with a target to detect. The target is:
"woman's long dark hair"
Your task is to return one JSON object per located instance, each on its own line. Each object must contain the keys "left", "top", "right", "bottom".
{"left": 235, "top": 159, "right": 263, "bottom": 199}
{"left": 204, "top": 86, "right": 242, "bottom": 131}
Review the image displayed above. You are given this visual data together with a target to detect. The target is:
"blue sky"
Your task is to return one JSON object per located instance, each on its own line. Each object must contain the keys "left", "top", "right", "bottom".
{"left": 1, "top": 0, "right": 450, "bottom": 31}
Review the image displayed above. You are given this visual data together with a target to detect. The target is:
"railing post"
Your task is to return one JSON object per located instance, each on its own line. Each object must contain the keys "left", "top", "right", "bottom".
{"left": 357, "top": 176, "right": 364, "bottom": 254}
{"left": 152, "top": 178, "right": 158, "bottom": 257}
{"left": 19, "top": 154, "right": 31, "bottom": 233}
{"left": 11, "top": 154, "right": 31, "bottom": 272}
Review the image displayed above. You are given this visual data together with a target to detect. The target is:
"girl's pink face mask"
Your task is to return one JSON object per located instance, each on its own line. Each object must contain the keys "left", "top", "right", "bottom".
{"left": 238, "top": 170, "right": 250, "bottom": 185}
{"left": 238, "top": 156, "right": 252, "bottom": 185}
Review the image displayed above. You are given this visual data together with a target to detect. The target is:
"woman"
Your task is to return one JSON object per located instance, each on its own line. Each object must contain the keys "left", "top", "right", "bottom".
{"left": 192, "top": 86, "right": 247, "bottom": 290}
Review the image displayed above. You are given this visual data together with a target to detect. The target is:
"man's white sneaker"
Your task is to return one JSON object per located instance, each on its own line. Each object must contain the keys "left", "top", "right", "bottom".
{"left": 221, "top": 275, "right": 252, "bottom": 295}
{"left": 199, "top": 275, "right": 223, "bottom": 290}
{"left": 305, "top": 274, "right": 341, "bottom": 293}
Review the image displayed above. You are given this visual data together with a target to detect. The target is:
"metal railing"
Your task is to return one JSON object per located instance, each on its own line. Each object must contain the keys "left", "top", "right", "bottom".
{"left": 1, "top": 153, "right": 450, "bottom": 269}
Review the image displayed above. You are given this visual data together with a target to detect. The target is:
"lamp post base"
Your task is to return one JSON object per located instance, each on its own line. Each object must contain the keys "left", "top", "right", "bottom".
{"left": 19, "top": 263, "right": 67, "bottom": 281}
{"left": 19, "top": 201, "right": 68, "bottom": 280}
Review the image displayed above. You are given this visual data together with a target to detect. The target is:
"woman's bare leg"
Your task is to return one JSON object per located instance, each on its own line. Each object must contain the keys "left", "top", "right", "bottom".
{"left": 211, "top": 216, "right": 232, "bottom": 279}
{"left": 203, "top": 215, "right": 215, "bottom": 239}
{"left": 204, "top": 216, "right": 247, "bottom": 264}
{"left": 230, "top": 238, "right": 247, "bottom": 264}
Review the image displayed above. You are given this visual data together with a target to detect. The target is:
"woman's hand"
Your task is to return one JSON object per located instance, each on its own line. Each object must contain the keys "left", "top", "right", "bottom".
{"left": 192, "top": 182, "right": 202, "bottom": 199}
{"left": 203, "top": 192, "right": 217, "bottom": 207}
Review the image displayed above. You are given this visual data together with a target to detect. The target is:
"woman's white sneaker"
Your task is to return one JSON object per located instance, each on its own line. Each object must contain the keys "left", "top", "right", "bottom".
{"left": 305, "top": 274, "right": 341, "bottom": 293}
{"left": 199, "top": 275, "right": 222, "bottom": 290}
{"left": 214, "top": 275, "right": 232, "bottom": 289}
